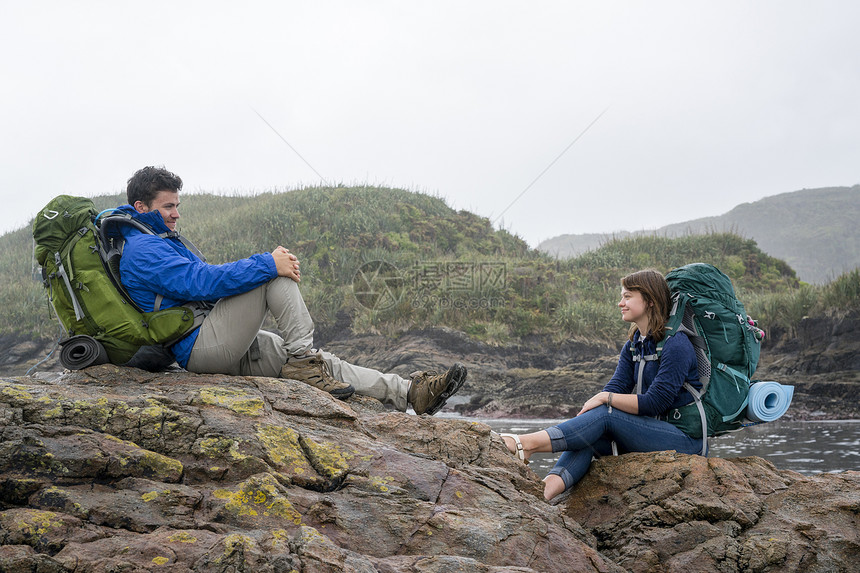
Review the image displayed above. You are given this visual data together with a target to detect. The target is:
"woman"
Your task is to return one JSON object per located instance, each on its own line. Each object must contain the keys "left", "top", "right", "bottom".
{"left": 501, "top": 269, "right": 704, "bottom": 501}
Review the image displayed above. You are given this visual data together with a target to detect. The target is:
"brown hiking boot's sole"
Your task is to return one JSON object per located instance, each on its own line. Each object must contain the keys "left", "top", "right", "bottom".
{"left": 408, "top": 363, "right": 467, "bottom": 416}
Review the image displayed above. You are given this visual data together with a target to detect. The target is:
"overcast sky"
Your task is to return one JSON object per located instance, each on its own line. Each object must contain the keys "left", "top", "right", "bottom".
{"left": 3, "top": 1, "right": 858, "bottom": 246}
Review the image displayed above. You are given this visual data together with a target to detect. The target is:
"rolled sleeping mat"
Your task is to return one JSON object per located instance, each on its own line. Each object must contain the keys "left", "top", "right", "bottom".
{"left": 746, "top": 381, "right": 794, "bottom": 423}
{"left": 59, "top": 335, "right": 110, "bottom": 370}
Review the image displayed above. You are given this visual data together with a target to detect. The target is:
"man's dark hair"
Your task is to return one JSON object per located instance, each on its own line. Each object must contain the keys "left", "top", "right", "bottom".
{"left": 127, "top": 166, "right": 183, "bottom": 207}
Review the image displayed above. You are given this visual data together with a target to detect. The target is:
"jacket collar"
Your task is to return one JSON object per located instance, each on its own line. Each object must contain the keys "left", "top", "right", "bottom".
{"left": 114, "top": 204, "right": 172, "bottom": 235}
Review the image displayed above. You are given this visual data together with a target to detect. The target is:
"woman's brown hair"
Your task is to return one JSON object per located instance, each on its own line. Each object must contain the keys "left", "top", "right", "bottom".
{"left": 621, "top": 269, "right": 672, "bottom": 342}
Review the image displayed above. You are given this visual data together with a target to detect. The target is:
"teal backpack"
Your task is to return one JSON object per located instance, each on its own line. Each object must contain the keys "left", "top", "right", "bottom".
{"left": 633, "top": 263, "right": 765, "bottom": 454}
{"left": 33, "top": 195, "right": 207, "bottom": 367}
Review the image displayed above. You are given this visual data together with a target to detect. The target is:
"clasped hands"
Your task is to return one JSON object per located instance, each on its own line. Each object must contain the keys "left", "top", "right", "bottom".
{"left": 272, "top": 246, "right": 301, "bottom": 282}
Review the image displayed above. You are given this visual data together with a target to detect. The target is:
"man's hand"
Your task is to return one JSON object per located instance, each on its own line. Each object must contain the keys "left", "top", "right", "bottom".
{"left": 272, "top": 246, "right": 301, "bottom": 283}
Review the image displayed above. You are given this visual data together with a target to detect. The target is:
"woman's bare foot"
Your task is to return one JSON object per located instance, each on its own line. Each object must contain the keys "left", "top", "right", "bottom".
{"left": 543, "top": 474, "right": 566, "bottom": 501}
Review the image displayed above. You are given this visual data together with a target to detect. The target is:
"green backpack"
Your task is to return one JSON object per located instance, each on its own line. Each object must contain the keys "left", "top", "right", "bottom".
{"left": 633, "top": 263, "right": 764, "bottom": 453}
{"left": 33, "top": 195, "right": 204, "bottom": 366}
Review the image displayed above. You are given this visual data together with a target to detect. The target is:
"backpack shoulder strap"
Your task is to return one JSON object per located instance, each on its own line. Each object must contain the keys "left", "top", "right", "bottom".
{"left": 163, "top": 230, "right": 207, "bottom": 263}
{"left": 96, "top": 212, "right": 209, "bottom": 312}
{"left": 95, "top": 213, "right": 162, "bottom": 313}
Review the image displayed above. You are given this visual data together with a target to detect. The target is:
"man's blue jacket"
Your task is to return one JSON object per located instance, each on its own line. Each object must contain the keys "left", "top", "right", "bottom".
{"left": 113, "top": 204, "right": 278, "bottom": 367}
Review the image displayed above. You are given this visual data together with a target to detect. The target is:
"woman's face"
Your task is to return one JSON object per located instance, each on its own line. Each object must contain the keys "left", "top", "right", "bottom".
{"left": 618, "top": 287, "right": 649, "bottom": 324}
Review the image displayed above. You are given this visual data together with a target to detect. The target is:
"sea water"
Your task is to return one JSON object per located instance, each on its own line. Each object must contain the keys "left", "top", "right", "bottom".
{"left": 438, "top": 416, "right": 860, "bottom": 479}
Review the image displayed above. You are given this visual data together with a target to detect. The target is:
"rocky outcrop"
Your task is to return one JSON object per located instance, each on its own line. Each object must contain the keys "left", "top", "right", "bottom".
{"left": 1, "top": 368, "right": 858, "bottom": 572}
{"left": 0, "top": 367, "right": 614, "bottom": 572}
{"left": 565, "top": 451, "right": 860, "bottom": 573}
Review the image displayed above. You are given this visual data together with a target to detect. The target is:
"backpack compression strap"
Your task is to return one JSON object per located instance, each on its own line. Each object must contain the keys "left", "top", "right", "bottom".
{"left": 682, "top": 382, "right": 708, "bottom": 456}
{"left": 54, "top": 251, "right": 85, "bottom": 321}
{"left": 52, "top": 225, "right": 95, "bottom": 322}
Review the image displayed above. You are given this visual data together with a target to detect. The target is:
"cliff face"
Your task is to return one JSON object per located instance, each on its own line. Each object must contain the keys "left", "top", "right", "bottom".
{"left": 1, "top": 367, "right": 858, "bottom": 573}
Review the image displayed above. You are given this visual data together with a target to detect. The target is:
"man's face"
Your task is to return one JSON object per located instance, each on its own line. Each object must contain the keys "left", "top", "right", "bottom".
{"left": 134, "top": 190, "right": 181, "bottom": 231}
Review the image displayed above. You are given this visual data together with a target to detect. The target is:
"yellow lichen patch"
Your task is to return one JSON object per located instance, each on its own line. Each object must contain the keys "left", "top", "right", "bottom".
{"left": 300, "top": 436, "right": 350, "bottom": 479}
{"left": 138, "top": 451, "right": 184, "bottom": 481}
{"left": 13, "top": 509, "right": 64, "bottom": 537}
{"left": 34, "top": 487, "right": 86, "bottom": 518}
{"left": 224, "top": 533, "right": 254, "bottom": 549}
{"left": 216, "top": 533, "right": 257, "bottom": 564}
{"left": 15, "top": 390, "right": 115, "bottom": 426}
{"left": 138, "top": 400, "right": 171, "bottom": 427}
{"left": 298, "top": 525, "right": 326, "bottom": 544}
{"left": 42, "top": 405, "right": 63, "bottom": 418}
{"left": 152, "top": 556, "right": 169, "bottom": 565}
{"left": 0, "top": 383, "right": 35, "bottom": 402}
{"left": 215, "top": 474, "right": 302, "bottom": 524}
{"left": 141, "top": 491, "right": 159, "bottom": 502}
{"left": 256, "top": 425, "right": 314, "bottom": 476}
{"left": 167, "top": 531, "right": 197, "bottom": 543}
{"left": 197, "top": 387, "right": 265, "bottom": 416}
{"left": 107, "top": 437, "right": 183, "bottom": 481}
{"left": 268, "top": 528, "right": 289, "bottom": 548}
{"left": 369, "top": 476, "right": 396, "bottom": 493}
{"left": 64, "top": 398, "right": 112, "bottom": 427}
{"left": 196, "top": 437, "right": 248, "bottom": 461}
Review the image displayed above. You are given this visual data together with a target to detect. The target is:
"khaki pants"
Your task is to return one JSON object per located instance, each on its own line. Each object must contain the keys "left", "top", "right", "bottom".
{"left": 186, "top": 277, "right": 409, "bottom": 410}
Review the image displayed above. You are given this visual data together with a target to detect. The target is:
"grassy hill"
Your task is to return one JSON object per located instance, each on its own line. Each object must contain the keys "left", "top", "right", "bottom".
{"left": 538, "top": 185, "right": 860, "bottom": 284}
{"left": 2, "top": 185, "right": 856, "bottom": 350}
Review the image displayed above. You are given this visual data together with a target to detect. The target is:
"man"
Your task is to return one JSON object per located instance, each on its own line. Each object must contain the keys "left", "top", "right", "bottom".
{"left": 115, "top": 165, "right": 466, "bottom": 415}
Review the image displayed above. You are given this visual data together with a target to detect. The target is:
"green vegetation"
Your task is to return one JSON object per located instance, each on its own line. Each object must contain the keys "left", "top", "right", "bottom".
{"left": 3, "top": 185, "right": 856, "bottom": 347}
{"left": 744, "top": 268, "right": 860, "bottom": 338}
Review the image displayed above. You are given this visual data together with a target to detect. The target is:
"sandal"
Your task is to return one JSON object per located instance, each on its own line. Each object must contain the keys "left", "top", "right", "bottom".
{"left": 500, "top": 433, "right": 528, "bottom": 464}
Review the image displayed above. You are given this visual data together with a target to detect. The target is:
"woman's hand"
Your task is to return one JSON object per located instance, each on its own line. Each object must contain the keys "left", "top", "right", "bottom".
{"left": 272, "top": 246, "right": 301, "bottom": 283}
{"left": 578, "top": 391, "right": 639, "bottom": 416}
{"left": 577, "top": 392, "right": 609, "bottom": 416}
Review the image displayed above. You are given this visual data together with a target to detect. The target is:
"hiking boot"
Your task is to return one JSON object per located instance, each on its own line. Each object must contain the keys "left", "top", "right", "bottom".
{"left": 281, "top": 352, "right": 355, "bottom": 400}
{"left": 407, "top": 363, "right": 467, "bottom": 416}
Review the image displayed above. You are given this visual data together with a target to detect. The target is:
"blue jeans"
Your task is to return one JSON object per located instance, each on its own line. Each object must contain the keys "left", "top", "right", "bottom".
{"left": 546, "top": 405, "right": 705, "bottom": 490}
